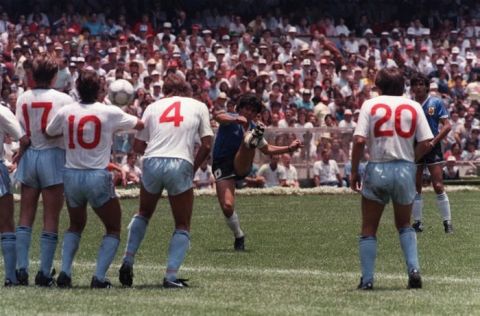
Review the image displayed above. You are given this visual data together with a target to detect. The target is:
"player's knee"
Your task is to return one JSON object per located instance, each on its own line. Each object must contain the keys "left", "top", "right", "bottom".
{"left": 432, "top": 181, "right": 444, "bottom": 194}
{"left": 68, "top": 218, "right": 86, "bottom": 233}
{"left": 221, "top": 200, "right": 234, "bottom": 213}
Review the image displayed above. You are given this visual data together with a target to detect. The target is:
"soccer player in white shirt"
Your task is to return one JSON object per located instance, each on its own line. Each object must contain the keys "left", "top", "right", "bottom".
{"left": 0, "top": 106, "right": 28, "bottom": 286}
{"left": 46, "top": 70, "right": 143, "bottom": 288}
{"left": 119, "top": 74, "right": 214, "bottom": 288}
{"left": 14, "top": 55, "right": 74, "bottom": 286}
{"left": 351, "top": 67, "right": 433, "bottom": 290}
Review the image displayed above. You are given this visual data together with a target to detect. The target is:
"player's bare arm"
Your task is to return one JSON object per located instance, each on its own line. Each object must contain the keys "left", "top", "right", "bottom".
{"left": 133, "top": 138, "right": 147, "bottom": 155}
{"left": 430, "top": 117, "right": 451, "bottom": 148}
{"left": 415, "top": 139, "right": 434, "bottom": 162}
{"left": 193, "top": 136, "right": 213, "bottom": 173}
{"left": 350, "top": 135, "right": 366, "bottom": 192}
{"left": 259, "top": 139, "right": 303, "bottom": 155}
{"left": 213, "top": 110, "right": 248, "bottom": 127}
{"left": 133, "top": 119, "right": 145, "bottom": 131}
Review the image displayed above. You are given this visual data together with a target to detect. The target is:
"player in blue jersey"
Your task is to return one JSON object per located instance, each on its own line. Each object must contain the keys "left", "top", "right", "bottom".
{"left": 212, "top": 94, "right": 302, "bottom": 250}
{"left": 410, "top": 73, "right": 453, "bottom": 233}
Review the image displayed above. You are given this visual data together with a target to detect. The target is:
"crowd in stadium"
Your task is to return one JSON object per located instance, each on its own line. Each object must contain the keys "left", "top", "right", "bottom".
{"left": 1, "top": 0, "right": 480, "bottom": 187}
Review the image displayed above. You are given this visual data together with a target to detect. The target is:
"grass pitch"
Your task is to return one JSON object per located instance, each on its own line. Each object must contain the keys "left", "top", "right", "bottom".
{"left": 1, "top": 192, "right": 480, "bottom": 315}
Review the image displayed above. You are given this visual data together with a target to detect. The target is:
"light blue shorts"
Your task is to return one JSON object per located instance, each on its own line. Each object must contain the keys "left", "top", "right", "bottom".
{"left": 64, "top": 168, "right": 116, "bottom": 209}
{"left": 0, "top": 161, "right": 11, "bottom": 197}
{"left": 361, "top": 160, "right": 416, "bottom": 205}
{"left": 15, "top": 148, "right": 65, "bottom": 189}
{"left": 142, "top": 157, "right": 193, "bottom": 196}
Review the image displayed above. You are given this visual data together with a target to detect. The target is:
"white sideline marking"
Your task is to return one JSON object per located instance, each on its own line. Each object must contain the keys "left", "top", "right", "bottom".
{"left": 31, "top": 260, "right": 480, "bottom": 285}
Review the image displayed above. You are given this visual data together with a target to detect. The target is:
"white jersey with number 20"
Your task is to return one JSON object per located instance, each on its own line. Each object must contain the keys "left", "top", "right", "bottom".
{"left": 46, "top": 102, "right": 138, "bottom": 169}
{"left": 136, "top": 96, "right": 214, "bottom": 165}
{"left": 354, "top": 95, "right": 433, "bottom": 163}
{"left": 16, "top": 89, "right": 74, "bottom": 150}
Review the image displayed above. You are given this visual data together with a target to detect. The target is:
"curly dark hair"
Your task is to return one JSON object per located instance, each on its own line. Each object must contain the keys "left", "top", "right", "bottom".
{"left": 235, "top": 93, "right": 263, "bottom": 114}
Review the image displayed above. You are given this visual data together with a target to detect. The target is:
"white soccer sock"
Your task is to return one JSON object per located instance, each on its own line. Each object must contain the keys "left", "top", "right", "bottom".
{"left": 436, "top": 192, "right": 451, "bottom": 221}
{"left": 225, "top": 212, "right": 244, "bottom": 238}
{"left": 412, "top": 193, "right": 423, "bottom": 222}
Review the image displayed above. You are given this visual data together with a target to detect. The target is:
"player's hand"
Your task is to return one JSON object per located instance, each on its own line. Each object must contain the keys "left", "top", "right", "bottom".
{"left": 236, "top": 116, "right": 248, "bottom": 128}
{"left": 350, "top": 172, "right": 362, "bottom": 192}
{"left": 288, "top": 139, "right": 304, "bottom": 152}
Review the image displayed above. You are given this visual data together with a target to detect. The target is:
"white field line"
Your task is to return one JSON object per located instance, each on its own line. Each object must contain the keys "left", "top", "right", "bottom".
{"left": 30, "top": 260, "right": 480, "bottom": 285}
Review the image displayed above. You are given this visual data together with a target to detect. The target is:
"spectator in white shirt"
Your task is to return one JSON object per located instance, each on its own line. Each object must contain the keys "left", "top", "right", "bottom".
{"left": 313, "top": 149, "right": 343, "bottom": 187}
{"left": 121, "top": 153, "right": 142, "bottom": 185}
{"left": 194, "top": 159, "right": 215, "bottom": 190}
{"left": 258, "top": 155, "right": 287, "bottom": 188}
{"left": 281, "top": 153, "right": 299, "bottom": 188}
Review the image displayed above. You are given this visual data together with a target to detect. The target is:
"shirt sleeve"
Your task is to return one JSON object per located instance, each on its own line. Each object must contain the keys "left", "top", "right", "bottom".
{"left": 111, "top": 106, "right": 139, "bottom": 131}
{"left": 415, "top": 106, "right": 434, "bottom": 142}
{"left": 0, "top": 107, "right": 23, "bottom": 140}
{"left": 353, "top": 103, "right": 370, "bottom": 138}
{"left": 45, "top": 107, "right": 65, "bottom": 137}
{"left": 135, "top": 107, "right": 150, "bottom": 142}
{"left": 197, "top": 102, "right": 214, "bottom": 138}
{"left": 436, "top": 98, "right": 449, "bottom": 119}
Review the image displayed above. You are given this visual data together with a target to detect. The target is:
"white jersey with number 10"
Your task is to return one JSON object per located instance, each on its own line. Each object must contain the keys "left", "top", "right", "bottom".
{"left": 354, "top": 95, "right": 433, "bottom": 163}
{"left": 46, "top": 102, "right": 138, "bottom": 169}
{"left": 136, "top": 96, "right": 214, "bottom": 165}
{"left": 16, "top": 89, "right": 74, "bottom": 150}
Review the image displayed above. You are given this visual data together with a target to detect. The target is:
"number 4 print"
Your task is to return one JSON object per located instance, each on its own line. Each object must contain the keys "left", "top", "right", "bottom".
{"left": 159, "top": 101, "right": 184, "bottom": 127}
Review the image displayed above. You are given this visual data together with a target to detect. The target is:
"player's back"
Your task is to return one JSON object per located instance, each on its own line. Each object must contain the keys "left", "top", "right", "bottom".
{"left": 16, "top": 89, "right": 73, "bottom": 150}
{"left": 139, "top": 96, "right": 212, "bottom": 164}
{"left": 355, "top": 95, "right": 433, "bottom": 163}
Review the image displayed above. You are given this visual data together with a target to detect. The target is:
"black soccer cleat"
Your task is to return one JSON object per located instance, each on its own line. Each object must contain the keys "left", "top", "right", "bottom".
{"left": 412, "top": 221, "right": 424, "bottom": 233}
{"left": 4, "top": 279, "right": 17, "bottom": 287}
{"left": 357, "top": 278, "right": 373, "bottom": 290}
{"left": 90, "top": 276, "right": 112, "bottom": 289}
{"left": 408, "top": 269, "right": 422, "bottom": 289}
{"left": 35, "top": 270, "right": 55, "bottom": 287}
{"left": 16, "top": 268, "right": 29, "bottom": 286}
{"left": 119, "top": 262, "right": 133, "bottom": 287}
{"left": 163, "top": 278, "right": 189, "bottom": 289}
{"left": 234, "top": 236, "right": 245, "bottom": 251}
{"left": 443, "top": 220, "right": 453, "bottom": 234}
{"left": 56, "top": 271, "right": 72, "bottom": 288}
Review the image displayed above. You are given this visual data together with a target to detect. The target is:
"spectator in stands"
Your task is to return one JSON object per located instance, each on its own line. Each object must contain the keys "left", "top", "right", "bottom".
{"left": 193, "top": 159, "right": 215, "bottom": 190}
{"left": 257, "top": 155, "right": 287, "bottom": 188}
{"left": 121, "top": 152, "right": 142, "bottom": 185}
{"left": 281, "top": 153, "right": 299, "bottom": 188}
{"left": 313, "top": 149, "right": 342, "bottom": 187}
{"left": 443, "top": 156, "right": 460, "bottom": 180}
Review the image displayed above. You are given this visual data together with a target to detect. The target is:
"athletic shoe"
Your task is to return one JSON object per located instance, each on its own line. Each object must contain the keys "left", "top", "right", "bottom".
{"left": 119, "top": 262, "right": 133, "bottom": 287}
{"left": 163, "top": 278, "right": 189, "bottom": 288}
{"left": 16, "top": 268, "right": 28, "bottom": 286}
{"left": 407, "top": 269, "right": 422, "bottom": 289}
{"left": 4, "top": 279, "right": 17, "bottom": 287}
{"left": 35, "top": 270, "right": 55, "bottom": 287}
{"left": 234, "top": 236, "right": 245, "bottom": 251}
{"left": 56, "top": 271, "right": 72, "bottom": 288}
{"left": 443, "top": 220, "right": 453, "bottom": 234}
{"left": 357, "top": 278, "right": 373, "bottom": 290}
{"left": 244, "top": 123, "right": 266, "bottom": 148}
{"left": 90, "top": 276, "right": 112, "bottom": 289}
{"left": 412, "top": 221, "right": 424, "bottom": 233}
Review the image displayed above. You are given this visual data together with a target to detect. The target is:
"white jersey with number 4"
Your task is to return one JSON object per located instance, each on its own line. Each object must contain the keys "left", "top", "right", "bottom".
{"left": 354, "top": 95, "right": 433, "bottom": 163}
{"left": 16, "top": 89, "right": 74, "bottom": 150}
{"left": 46, "top": 102, "right": 138, "bottom": 169}
{"left": 136, "top": 96, "right": 214, "bottom": 165}
{"left": 0, "top": 106, "right": 23, "bottom": 160}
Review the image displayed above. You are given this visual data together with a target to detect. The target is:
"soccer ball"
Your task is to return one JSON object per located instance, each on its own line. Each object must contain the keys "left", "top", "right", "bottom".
{"left": 108, "top": 79, "right": 134, "bottom": 106}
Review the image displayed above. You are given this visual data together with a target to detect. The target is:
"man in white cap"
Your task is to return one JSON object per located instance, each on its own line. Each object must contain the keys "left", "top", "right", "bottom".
{"left": 155, "top": 22, "right": 176, "bottom": 47}
{"left": 338, "top": 109, "right": 357, "bottom": 128}
{"left": 442, "top": 156, "right": 459, "bottom": 180}
{"left": 287, "top": 26, "right": 307, "bottom": 51}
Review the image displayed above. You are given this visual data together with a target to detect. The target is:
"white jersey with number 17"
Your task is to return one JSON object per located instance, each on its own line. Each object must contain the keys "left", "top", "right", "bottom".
{"left": 136, "top": 96, "right": 214, "bottom": 165}
{"left": 354, "top": 95, "right": 433, "bottom": 163}
{"left": 16, "top": 89, "right": 74, "bottom": 150}
{"left": 46, "top": 102, "right": 138, "bottom": 169}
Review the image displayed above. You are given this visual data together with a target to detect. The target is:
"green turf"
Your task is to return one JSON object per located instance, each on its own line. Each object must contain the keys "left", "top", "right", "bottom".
{"left": 1, "top": 192, "right": 480, "bottom": 315}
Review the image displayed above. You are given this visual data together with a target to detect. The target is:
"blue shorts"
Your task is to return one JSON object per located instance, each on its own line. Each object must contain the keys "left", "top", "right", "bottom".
{"left": 361, "top": 161, "right": 416, "bottom": 205}
{"left": 0, "top": 161, "right": 11, "bottom": 197}
{"left": 142, "top": 157, "right": 193, "bottom": 196}
{"left": 417, "top": 143, "right": 444, "bottom": 165}
{"left": 16, "top": 148, "right": 65, "bottom": 189}
{"left": 64, "top": 168, "right": 116, "bottom": 209}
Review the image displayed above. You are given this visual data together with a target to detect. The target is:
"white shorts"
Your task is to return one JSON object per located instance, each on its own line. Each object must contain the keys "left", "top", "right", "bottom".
{"left": 361, "top": 161, "right": 416, "bottom": 205}
{"left": 142, "top": 157, "right": 193, "bottom": 196}
{"left": 64, "top": 168, "right": 116, "bottom": 209}
{"left": 0, "top": 161, "right": 11, "bottom": 197}
{"left": 15, "top": 148, "right": 65, "bottom": 189}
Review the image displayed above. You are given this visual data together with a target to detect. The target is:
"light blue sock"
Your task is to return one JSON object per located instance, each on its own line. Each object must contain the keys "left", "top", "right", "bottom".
{"left": 165, "top": 230, "right": 190, "bottom": 282}
{"left": 61, "top": 231, "right": 81, "bottom": 277}
{"left": 122, "top": 215, "right": 148, "bottom": 266}
{"left": 399, "top": 227, "right": 420, "bottom": 273}
{"left": 1, "top": 233, "right": 17, "bottom": 283}
{"left": 95, "top": 235, "right": 120, "bottom": 281}
{"left": 359, "top": 236, "right": 377, "bottom": 285}
{"left": 40, "top": 232, "right": 58, "bottom": 275}
{"left": 16, "top": 226, "right": 32, "bottom": 271}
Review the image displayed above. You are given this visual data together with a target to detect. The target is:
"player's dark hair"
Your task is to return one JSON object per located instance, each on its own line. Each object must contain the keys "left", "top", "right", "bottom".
{"left": 236, "top": 93, "right": 263, "bottom": 114}
{"left": 77, "top": 69, "right": 100, "bottom": 103}
{"left": 375, "top": 67, "right": 405, "bottom": 96}
{"left": 162, "top": 73, "right": 193, "bottom": 97}
{"left": 410, "top": 72, "right": 430, "bottom": 92}
{"left": 32, "top": 54, "right": 58, "bottom": 88}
